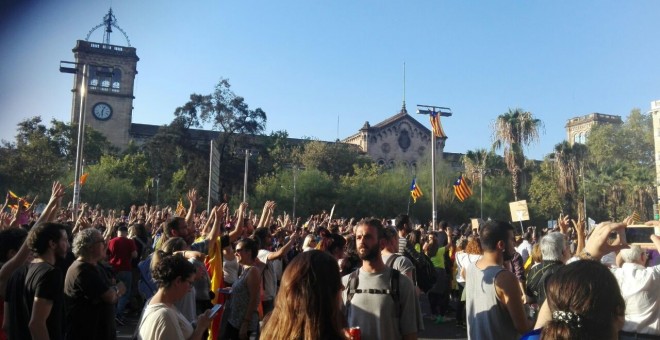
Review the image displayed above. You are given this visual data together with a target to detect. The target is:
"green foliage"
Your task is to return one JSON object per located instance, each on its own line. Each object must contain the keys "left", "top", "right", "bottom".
{"left": 583, "top": 109, "right": 654, "bottom": 221}
{"left": 0, "top": 117, "right": 112, "bottom": 199}
{"left": 299, "top": 140, "right": 372, "bottom": 178}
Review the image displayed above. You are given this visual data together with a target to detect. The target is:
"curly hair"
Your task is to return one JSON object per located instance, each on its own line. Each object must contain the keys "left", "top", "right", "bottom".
{"left": 464, "top": 236, "right": 483, "bottom": 255}
{"left": 151, "top": 253, "right": 195, "bottom": 289}
{"left": 261, "top": 250, "right": 347, "bottom": 340}
{"left": 26, "top": 222, "right": 68, "bottom": 256}
{"left": 72, "top": 228, "right": 102, "bottom": 258}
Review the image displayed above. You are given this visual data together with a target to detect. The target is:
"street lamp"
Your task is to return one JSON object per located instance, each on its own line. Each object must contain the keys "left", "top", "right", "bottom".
{"left": 60, "top": 61, "right": 87, "bottom": 218}
{"left": 155, "top": 174, "right": 161, "bottom": 206}
{"left": 60, "top": 61, "right": 113, "bottom": 217}
{"left": 241, "top": 149, "right": 257, "bottom": 202}
{"left": 417, "top": 105, "right": 452, "bottom": 231}
{"left": 284, "top": 164, "right": 304, "bottom": 221}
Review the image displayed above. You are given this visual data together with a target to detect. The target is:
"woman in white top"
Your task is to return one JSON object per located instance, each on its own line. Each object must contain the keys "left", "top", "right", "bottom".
{"left": 138, "top": 253, "right": 212, "bottom": 340}
{"left": 455, "top": 236, "right": 483, "bottom": 328}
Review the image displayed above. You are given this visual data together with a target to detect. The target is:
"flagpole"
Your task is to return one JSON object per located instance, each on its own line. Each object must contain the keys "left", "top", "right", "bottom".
{"left": 417, "top": 105, "right": 452, "bottom": 232}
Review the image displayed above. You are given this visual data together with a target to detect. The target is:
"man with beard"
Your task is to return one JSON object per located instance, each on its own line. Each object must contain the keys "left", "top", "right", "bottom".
{"left": 342, "top": 219, "right": 418, "bottom": 340}
{"left": 465, "top": 221, "right": 532, "bottom": 340}
{"left": 4, "top": 222, "right": 70, "bottom": 340}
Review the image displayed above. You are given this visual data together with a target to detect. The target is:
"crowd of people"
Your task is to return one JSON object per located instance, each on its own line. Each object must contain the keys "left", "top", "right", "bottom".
{"left": 1, "top": 181, "right": 659, "bottom": 340}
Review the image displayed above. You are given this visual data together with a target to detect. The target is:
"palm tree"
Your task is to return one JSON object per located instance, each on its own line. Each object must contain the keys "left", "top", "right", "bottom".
{"left": 492, "top": 108, "right": 543, "bottom": 201}
{"left": 462, "top": 149, "right": 489, "bottom": 182}
{"left": 553, "top": 141, "right": 587, "bottom": 216}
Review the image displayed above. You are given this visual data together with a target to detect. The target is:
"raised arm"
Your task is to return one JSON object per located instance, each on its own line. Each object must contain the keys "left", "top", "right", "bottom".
{"left": 228, "top": 202, "right": 248, "bottom": 243}
{"left": 206, "top": 204, "right": 227, "bottom": 242}
{"left": 185, "top": 189, "right": 199, "bottom": 229}
{"left": 571, "top": 213, "right": 586, "bottom": 255}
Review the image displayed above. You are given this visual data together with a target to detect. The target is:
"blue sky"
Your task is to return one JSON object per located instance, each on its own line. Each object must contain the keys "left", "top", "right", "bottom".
{"left": 1, "top": 1, "right": 658, "bottom": 160}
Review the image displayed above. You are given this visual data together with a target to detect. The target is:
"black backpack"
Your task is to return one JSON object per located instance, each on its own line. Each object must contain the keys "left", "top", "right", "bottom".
{"left": 403, "top": 244, "right": 437, "bottom": 293}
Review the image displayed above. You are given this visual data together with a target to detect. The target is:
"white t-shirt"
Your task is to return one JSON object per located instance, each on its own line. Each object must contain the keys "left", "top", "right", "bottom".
{"left": 138, "top": 303, "right": 193, "bottom": 340}
{"left": 455, "top": 252, "right": 482, "bottom": 284}
{"left": 611, "top": 263, "right": 660, "bottom": 335}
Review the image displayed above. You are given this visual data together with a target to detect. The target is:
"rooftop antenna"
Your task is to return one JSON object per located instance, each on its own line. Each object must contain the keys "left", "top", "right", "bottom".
{"left": 85, "top": 7, "right": 132, "bottom": 46}
{"left": 401, "top": 62, "right": 407, "bottom": 114}
{"left": 336, "top": 115, "right": 340, "bottom": 141}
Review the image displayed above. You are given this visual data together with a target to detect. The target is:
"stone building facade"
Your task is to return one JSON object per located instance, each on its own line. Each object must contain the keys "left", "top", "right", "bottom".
{"left": 565, "top": 112, "right": 622, "bottom": 145}
{"left": 342, "top": 108, "right": 446, "bottom": 168}
{"left": 69, "top": 40, "right": 139, "bottom": 149}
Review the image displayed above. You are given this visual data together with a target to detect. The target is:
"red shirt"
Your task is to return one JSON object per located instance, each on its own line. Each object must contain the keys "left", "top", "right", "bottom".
{"left": 108, "top": 236, "right": 137, "bottom": 271}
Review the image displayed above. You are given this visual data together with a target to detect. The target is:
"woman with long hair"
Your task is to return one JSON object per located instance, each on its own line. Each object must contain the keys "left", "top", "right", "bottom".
{"left": 261, "top": 250, "right": 347, "bottom": 340}
{"left": 137, "top": 254, "right": 211, "bottom": 340}
{"left": 222, "top": 238, "right": 261, "bottom": 340}
{"left": 541, "top": 260, "right": 625, "bottom": 340}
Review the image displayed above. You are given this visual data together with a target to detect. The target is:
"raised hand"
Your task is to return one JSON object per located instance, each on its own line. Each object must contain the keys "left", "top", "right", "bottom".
{"left": 558, "top": 213, "right": 570, "bottom": 234}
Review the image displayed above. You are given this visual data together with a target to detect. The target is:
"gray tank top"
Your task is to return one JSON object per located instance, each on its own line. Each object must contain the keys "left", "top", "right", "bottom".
{"left": 227, "top": 266, "right": 259, "bottom": 331}
{"left": 465, "top": 263, "right": 519, "bottom": 340}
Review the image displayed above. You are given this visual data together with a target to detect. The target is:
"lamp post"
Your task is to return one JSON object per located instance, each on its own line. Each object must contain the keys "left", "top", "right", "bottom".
{"left": 60, "top": 61, "right": 113, "bottom": 217}
{"left": 60, "top": 61, "right": 88, "bottom": 218}
{"left": 241, "top": 149, "right": 258, "bottom": 202}
{"left": 416, "top": 105, "right": 452, "bottom": 231}
{"left": 155, "top": 174, "right": 160, "bottom": 206}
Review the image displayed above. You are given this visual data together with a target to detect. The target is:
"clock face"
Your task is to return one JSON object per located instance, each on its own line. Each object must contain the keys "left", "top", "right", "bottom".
{"left": 92, "top": 103, "right": 112, "bottom": 121}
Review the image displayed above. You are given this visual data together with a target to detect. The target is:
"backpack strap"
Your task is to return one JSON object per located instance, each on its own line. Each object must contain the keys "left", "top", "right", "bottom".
{"left": 345, "top": 269, "right": 360, "bottom": 312}
{"left": 390, "top": 268, "right": 401, "bottom": 318}
{"left": 385, "top": 254, "right": 400, "bottom": 268}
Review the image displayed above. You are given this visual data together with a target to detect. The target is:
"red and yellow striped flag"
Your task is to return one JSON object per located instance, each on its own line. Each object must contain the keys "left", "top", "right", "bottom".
{"left": 430, "top": 111, "right": 447, "bottom": 138}
{"left": 176, "top": 199, "right": 186, "bottom": 217}
{"left": 205, "top": 237, "right": 225, "bottom": 340}
{"left": 453, "top": 175, "right": 472, "bottom": 202}
{"left": 410, "top": 178, "right": 423, "bottom": 203}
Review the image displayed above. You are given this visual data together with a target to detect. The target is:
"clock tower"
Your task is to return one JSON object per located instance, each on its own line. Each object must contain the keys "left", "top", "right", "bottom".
{"left": 70, "top": 8, "right": 138, "bottom": 149}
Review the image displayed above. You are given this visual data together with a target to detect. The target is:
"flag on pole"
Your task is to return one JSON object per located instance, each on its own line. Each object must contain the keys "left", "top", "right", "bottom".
{"left": 176, "top": 198, "right": 186, "bottom": 217}
{"left": 79, "top": 173, "right": 88, "bottom": 186}
{"left": 453, "top": 175, "right": 472, "bottom": 202}
{"left": 429, "top": 111, "right": 447, "bottom": 138}
{"left": 410, "top": 178, "right": 423, "bottom": 203}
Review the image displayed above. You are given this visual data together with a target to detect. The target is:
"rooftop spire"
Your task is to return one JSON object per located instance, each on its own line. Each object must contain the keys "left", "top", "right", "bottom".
{"left": 400, "top": 62, "right": 408, "bottom": 114}
{"left": 85, "top": 8, "right": 132, "bottom": 47}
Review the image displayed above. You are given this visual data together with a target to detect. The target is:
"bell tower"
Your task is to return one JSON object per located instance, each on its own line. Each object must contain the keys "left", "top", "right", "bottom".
{"left": 70, "top": 8, "right": 138, "bottom": 149}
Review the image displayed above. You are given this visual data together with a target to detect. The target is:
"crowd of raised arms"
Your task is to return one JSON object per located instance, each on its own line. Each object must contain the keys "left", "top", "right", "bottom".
{"left": 1, "top": 181, "right": 659, "bottom": 340}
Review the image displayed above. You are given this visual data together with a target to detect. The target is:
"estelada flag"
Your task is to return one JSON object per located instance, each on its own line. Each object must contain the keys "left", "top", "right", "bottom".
{"left": 453, "top": 175, "right": 472, "bottom": 202}
{"left": 430, "top": 111, "right": 447, "bottom": 138}
{"left": 410, "top": 178, "right": 423, "bottom": 203}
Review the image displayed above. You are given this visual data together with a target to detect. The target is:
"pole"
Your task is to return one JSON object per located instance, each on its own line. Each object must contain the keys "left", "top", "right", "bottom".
{"left": 581, "top": 164, "right": 587, "bottom": 220}
{"left": 480, "top": 169, "right": 484, "bottom": 220}
{"left": 243, "top": 149, "right": 249, "bottom": 202}
{"left": 293, "top": 167, "right": 297, "bottom": 221}
{"left": 155, "top": 176, "right": 160, "bottom": 206}
{"left": 431, "top": 109, "right": 437, "bottom": 231}
{"left": 72, "top": 64, "right": 88, "bottom": 218}
{"left": 207, "top": 140, "right": 213, "bottom": 213}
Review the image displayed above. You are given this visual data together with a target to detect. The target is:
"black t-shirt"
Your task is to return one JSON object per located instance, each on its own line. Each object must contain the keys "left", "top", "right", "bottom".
{"left": 28, "top": 262, "right": 64, "bottom": 340}
{"left": 4, "top": 265, "right": 30, "bottom": 340}
{"left": 64, "top": 260, "right": 115, "bottom": 340}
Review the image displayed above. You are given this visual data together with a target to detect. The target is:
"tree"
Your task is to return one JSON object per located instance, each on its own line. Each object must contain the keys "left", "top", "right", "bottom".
{"left": 173, "top": 78, "right": 267, "bottom": 197}
{"left": 553, "top": 141, "right": 587, "bottom": 216}
{"left": 492, "top": 108, "right": 543, "bottom": 200}
{"left": 299, "top": 140, "right": 371, "bottom": 178}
